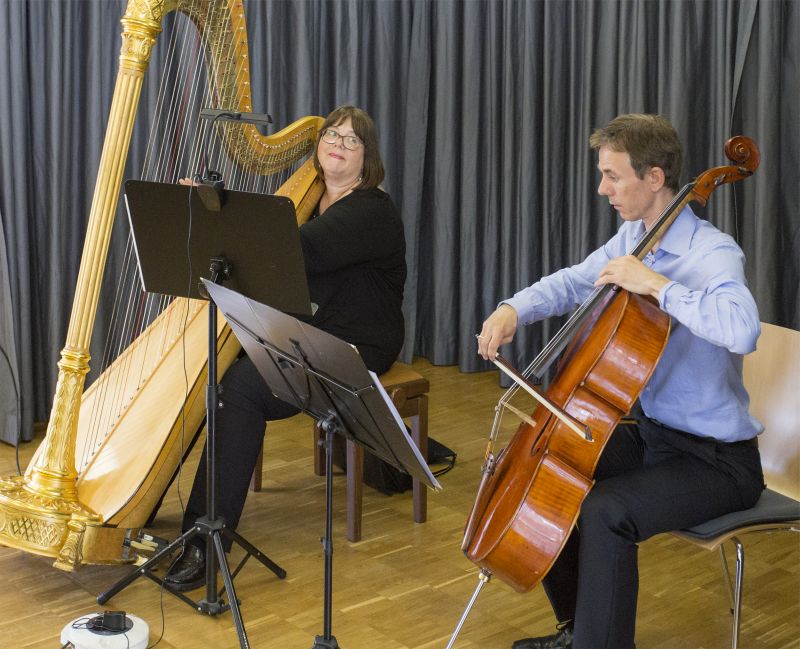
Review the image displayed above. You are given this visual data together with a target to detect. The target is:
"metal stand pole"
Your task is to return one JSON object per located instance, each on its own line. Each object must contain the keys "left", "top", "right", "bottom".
{"left": 97, "top": 261, "right": 286, "bottom": 649}
{"left": 310, "top": 414, "right": 341, "bottom": 649}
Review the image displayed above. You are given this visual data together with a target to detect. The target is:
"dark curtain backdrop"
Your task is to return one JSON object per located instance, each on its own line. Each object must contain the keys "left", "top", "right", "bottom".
{"left": 0, "top": 206, "right": 18, "bottom": 445}
{"left": 0, "top": 0, "right": 797, "bottom": 443}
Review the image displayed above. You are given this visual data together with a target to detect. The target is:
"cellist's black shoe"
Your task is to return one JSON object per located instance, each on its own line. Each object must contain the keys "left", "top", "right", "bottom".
{"left": 512, "top": 622, "right": 573, "bottom": 649}
{"left": 163, "top": 544, "right": 205, "bottom": 591}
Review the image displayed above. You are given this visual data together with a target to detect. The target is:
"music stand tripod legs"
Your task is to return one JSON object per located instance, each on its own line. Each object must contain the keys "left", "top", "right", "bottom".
{"left": 97, "top": 262, "right": 286, "bottom": 649}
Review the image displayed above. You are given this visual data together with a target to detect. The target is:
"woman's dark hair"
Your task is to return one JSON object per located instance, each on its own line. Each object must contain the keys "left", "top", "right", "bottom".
{"left": 589, "top": 114, "right": 683, "bottom": 192}
{"left": 313, "top": 105, "right": 385, "bottom": 190}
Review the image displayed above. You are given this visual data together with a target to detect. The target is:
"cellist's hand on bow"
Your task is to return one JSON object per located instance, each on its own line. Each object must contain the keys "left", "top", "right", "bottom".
{"left": 478, "top": 303, "right": 519, "bottom": 360}
{"left": 594, "top": 255, "right": 670, "bottom": 299}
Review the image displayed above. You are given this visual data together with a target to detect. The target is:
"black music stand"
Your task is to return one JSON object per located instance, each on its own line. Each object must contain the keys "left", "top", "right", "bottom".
{"left": 96, "top": 180, "right": 312, "bottom": 649}
{"left": 202, "top": 280, "right": 441, "bottom": 649}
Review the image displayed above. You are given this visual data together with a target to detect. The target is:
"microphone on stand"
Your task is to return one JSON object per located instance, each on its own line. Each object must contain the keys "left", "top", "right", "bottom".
{"left": 195, "top": 109, "right": 274, "bottom": 211}
{"left": 199, "top": 108, "right": 273, "bottom": 127}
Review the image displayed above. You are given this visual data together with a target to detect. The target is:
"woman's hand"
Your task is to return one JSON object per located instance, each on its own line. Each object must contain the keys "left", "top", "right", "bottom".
{"left": 178, "top": 177, "right": 200, "bottom": 186}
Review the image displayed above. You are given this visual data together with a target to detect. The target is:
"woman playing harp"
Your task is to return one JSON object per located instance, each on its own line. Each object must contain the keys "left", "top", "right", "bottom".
{"left": 166, "top": 105, "right": 406, "bottom": 590}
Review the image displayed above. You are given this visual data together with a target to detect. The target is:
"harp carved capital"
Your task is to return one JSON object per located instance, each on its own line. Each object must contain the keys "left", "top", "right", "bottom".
{"left": 119, "top": 0, "right": 171, "bottom": 71}
{"left": 123, "top": 0, "right": 171, "bottom": 24}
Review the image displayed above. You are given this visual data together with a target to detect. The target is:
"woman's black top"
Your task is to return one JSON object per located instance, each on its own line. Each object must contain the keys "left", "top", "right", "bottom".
{"left": 299, "top": 187, "right": 406, "bottom": 375}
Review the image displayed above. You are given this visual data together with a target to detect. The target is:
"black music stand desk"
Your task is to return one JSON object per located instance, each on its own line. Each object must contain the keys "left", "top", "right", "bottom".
{"left": 123, "top": 179, "right": 311, "bottom": 309}
{"left": 203, "top": 279, "right": 441, "bottom": 649}
{"left": 97, "top": 180, "right": 311, "bottom": 649}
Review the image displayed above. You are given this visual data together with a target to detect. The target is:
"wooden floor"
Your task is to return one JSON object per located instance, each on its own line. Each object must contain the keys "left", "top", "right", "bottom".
{"left": 0, "top": 358, "right": 798, "bottom": 649}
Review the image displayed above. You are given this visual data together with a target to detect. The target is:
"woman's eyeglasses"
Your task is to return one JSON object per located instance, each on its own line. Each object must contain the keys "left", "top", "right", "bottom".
{"left": 321, "top": 128, "right": 363, "bottom": 150}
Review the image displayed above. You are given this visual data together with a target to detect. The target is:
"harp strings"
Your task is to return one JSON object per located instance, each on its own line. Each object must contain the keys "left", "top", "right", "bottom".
{"left": 79, "top": 0, "right": 304, "bottom": 471}
{"left": 79, "top": 7, "right": 202, "bottom": 470}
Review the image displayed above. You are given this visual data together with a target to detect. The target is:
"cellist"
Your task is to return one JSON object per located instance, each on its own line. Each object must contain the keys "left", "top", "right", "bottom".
{"left": 478, "top": 114, "right": 764, "bottom": 649}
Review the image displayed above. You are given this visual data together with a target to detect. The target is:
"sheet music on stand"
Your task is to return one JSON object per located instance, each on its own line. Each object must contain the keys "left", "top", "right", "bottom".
{"left": 203, "top": 279, "right": 440, "bottom": 491}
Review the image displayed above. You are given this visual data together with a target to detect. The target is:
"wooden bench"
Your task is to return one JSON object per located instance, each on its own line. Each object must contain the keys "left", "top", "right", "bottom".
{"left": 250, "top": 361, "right": 430, "bottom": 542}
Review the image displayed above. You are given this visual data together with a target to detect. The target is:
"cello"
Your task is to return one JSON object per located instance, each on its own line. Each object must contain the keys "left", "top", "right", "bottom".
{"left": 446, "top": 135, "right": 760, "bottom": 646}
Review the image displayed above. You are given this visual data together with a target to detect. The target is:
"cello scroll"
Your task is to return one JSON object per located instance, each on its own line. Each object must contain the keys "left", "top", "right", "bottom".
{"left": 690, "top": 135, "right": 760, "bottom": 205}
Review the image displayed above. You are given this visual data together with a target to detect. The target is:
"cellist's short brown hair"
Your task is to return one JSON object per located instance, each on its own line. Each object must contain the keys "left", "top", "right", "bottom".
{"left": 313, "top": 105, "right": 385, "bottom": 190}
{"left": 589, "top": 114, "right": 683, "bottom": 192}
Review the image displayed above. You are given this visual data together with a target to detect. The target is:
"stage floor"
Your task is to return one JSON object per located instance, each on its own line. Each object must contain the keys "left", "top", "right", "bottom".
{"left": 1, "top": 358, "right": 797, "bottom": 649}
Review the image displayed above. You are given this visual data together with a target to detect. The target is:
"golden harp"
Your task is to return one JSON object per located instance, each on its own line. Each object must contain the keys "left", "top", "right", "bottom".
{"left": 0, "top": 0, "right": 324, "bottom": 569}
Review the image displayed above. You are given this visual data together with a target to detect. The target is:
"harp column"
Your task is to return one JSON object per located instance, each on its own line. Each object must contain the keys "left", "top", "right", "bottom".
{"left": 0, "top": 0, "right": 169, "bottom": 568}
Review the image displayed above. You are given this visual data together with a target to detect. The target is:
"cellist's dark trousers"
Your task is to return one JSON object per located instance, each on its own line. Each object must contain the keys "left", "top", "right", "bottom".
{"left": 541, "top": 415, "right": 764, "bottom": 649}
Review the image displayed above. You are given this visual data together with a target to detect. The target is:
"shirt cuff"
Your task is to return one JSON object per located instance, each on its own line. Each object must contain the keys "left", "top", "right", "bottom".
{"left": 499, "top": 298, "right": 527, "bottom": 324}
{"left": 657, "top": 280, "right": 683, "bottom": 312}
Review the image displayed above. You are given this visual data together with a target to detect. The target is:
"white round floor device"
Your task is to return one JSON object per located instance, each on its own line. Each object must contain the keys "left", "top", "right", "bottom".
{"left": 60, "top": 612, "right": 149, "bottom": 649}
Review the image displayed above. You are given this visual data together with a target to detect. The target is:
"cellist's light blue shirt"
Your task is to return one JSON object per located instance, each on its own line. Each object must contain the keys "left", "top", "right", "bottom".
{"left": 503, "top": 206, "right": 762, "bottom": 442}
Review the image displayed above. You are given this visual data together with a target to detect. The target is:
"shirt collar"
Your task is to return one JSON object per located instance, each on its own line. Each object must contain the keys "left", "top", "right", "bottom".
{"left": 657, "top": 206, "right": 696, "bottom": 257}
{"left": 634, "top": 205, "right": 696, "bottom": 257}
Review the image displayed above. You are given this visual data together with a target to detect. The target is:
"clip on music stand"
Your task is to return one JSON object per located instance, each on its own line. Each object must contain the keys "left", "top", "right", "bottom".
{"left": 96, "top": 179, "right": 312, "bottom": 649}
{"left": 203, "top": 279, "right": 441, "bottom": 649}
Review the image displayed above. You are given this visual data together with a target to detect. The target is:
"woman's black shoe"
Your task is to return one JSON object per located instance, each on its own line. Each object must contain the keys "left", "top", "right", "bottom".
{"left": 163, "top": 544, "right": 205, "bottom": 592}
{"left": 512, "top": 622, "right": 573, "bottom": 649}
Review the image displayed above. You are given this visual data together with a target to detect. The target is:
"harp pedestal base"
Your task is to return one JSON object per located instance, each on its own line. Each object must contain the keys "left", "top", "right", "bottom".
{"left": 0, "top": 474, "right": 118, "bottom": 569}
